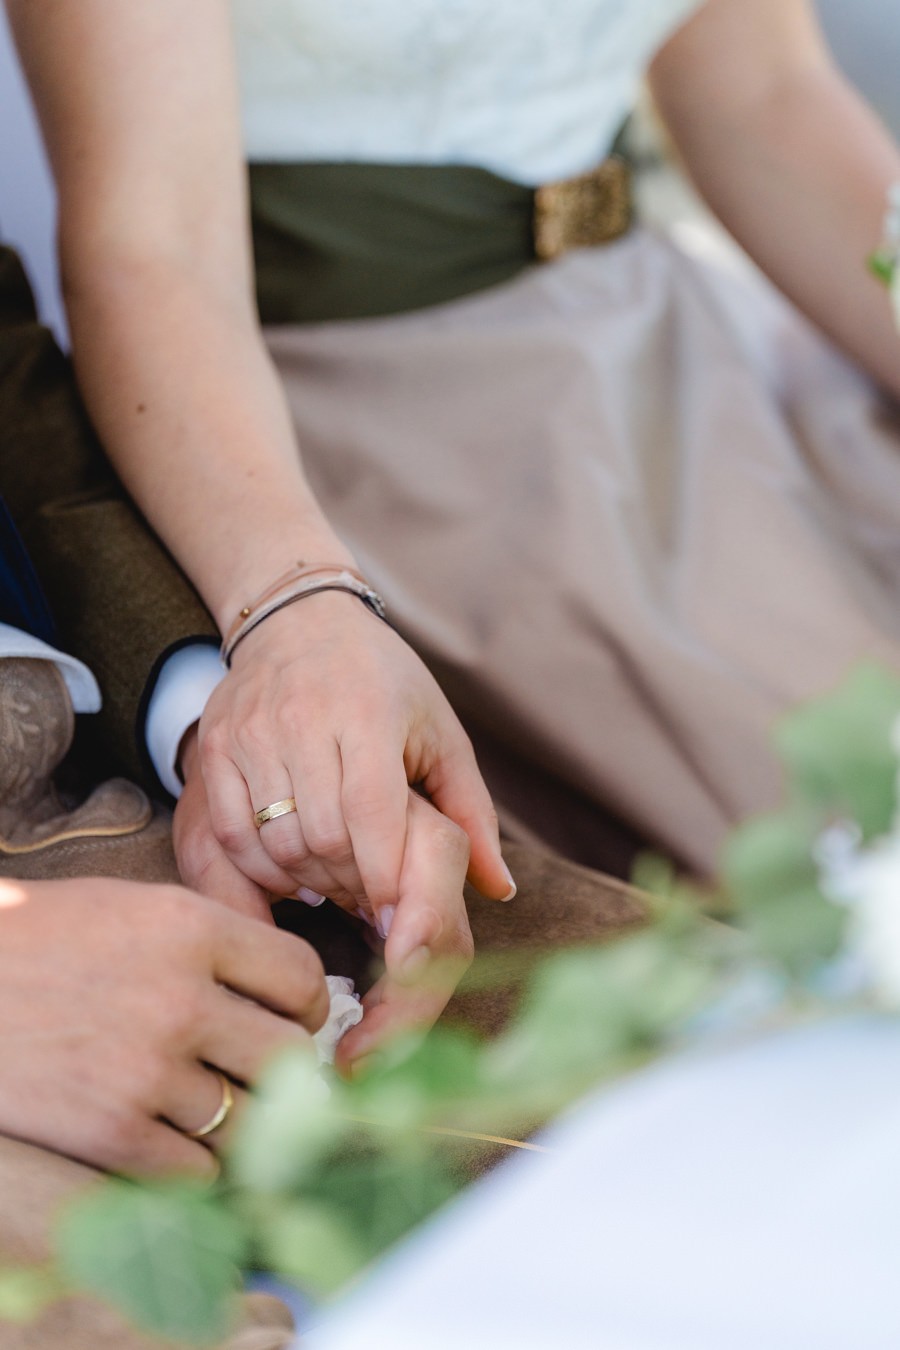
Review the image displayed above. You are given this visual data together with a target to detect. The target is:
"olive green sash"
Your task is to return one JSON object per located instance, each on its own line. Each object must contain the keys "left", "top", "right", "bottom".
{"left": 250, "top": 162, "right": 539, "bottom": 325}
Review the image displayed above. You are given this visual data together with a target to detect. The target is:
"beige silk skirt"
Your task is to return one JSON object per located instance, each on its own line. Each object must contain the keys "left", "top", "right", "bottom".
{"left": 264, "top": 227, "right": 900, "bottom": 875}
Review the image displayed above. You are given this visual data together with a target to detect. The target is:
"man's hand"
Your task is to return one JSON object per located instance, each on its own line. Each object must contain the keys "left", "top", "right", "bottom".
{"left": 335, "top": 789, "right": 476, "bottom": 1071}
{"left": 0, "top": 876, "right": 329, "bottom": 1177}
{"left": 174, "top": 724, "right": 273, "bottom": 924}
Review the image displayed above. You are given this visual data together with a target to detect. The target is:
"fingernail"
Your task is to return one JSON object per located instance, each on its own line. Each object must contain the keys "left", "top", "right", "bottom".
{"left": 355, "top": 906, "right": 376, "bottom": 928}
{"left": 399, "top": 945, "right": 431, "bottom": 982}
{"left": 500, "top": 864, "right": 517, "bottom": 902}
{"left": 375, "top": 905, "right": 396, "bottom": 941}
{"left": 297, "top": 887, "right": 327, "bottom": 908}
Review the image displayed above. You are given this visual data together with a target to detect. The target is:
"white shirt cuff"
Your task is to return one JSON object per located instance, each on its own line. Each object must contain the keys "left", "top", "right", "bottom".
{"left": 144, "top": 643, "right": 224, "bottom": 798}
{"left": 0, "top": 621, "right": 101, "bottom": 713}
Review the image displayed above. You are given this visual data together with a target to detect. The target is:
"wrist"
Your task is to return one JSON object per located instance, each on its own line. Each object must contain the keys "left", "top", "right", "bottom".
{"left": 221, "top": 562, "right": 387, "bottom": 667}
{"left": 211, "top": 529, "right": 359, "bottom": 633}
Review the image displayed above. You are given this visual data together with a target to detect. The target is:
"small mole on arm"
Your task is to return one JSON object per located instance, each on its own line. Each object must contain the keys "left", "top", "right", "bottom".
{"left": 136, "top": 403, "right": 146, "bottom": 414}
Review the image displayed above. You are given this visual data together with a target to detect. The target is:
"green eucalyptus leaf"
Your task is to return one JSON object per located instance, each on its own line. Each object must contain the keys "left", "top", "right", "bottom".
{"left": 229, "top": 1050, "right": 342, "bottom": 1191}
{"left": 53, "top": 668, "right": 900, "bottom": 1336}
{"left": 724, "top": 811, "right": 844, "bottom": 976}
{"left": 869, "top": 249, "right": 896, "bottom": 286}
{"left": 57, "top": 1180, "right": 244, "bottom": 1346}
{"left": 488, "top": 927, "right": 719, "bottom": 1112}
{"left": 300, "top": 1151, "right": 459, "bottom": 1262}
{"left": 348, "top": 1027, "right": 483, "bottom": 1131}
{"left": 252, "top": 1201, "right": 365, "bottom": 1295}
{"left": 776, "top": 664, "right": 900, "bottom": 840}
{"left": 630, "top": 851, "right": 678, "bottom": 899}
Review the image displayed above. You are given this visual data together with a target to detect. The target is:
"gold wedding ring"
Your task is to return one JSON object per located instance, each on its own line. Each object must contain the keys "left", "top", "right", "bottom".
{"left": 187, "top": 1071, "right": 234, "bottom": 1141}
{"left": 254, "top": 796, "right": 298, "bottom": 829}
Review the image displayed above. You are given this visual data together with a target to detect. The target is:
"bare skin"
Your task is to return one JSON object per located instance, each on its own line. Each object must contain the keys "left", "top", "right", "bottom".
{"left": 4, "top": 0, "right": 514, "bottom": 955}
{"left": 650, "top": 0, "right": 900, "bottom": 400}
{"left": 6, "top": 0, "right": 900, "bottom": 1043}
{"left": 0, "top": 877, "right": 330, "bottom": 1177}
{"left": 175, "top": 725, "right": 476, "bottom": 1068}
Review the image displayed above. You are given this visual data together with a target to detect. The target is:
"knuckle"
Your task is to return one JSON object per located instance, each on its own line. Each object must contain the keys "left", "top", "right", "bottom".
{"left": 198, "top": 723, "right": 230, "bottom": 765}
{"left": 96, "top": 1108, "right": 144, "bottom": 1172}
{"left": 264, "top": 832, "right": 308, "bottom": 872}
{"left": 175, "top": 833, "right": 220, "bottom": 889}
{"left": 178, "top": 884, "right": 215, "bottom": 928}
{"left": 304, "top": 821, "right": 353, "bottom": 865}
{"left": 190, "top": 851, "right": 231, "bottom": 899}
{"left": 276, "top": 703, "right": 307, "bottom": 739}
{"left": 430, "top": 817, "right": 471, "bottom": 867}
{"left": 234, "top": 719, "right": 274, "bottom": 760}
{"left": 277, "top": 939, "right": 329, "bottom": 1030}
{"left": 214, "top": 816, "right": 252, "bottom": 856}
{"left": 292, "top": 936, "right": 326, "bottom": 988}
{"left": 483, "top": 803, "right": 500, "bottom": 834}
{"left": 455, "top": 728, "right": 477, "bottom": 760}
{"left": 452, "top": 922, "right": 476, "bottom": 968}
{"left": 150, "top": 884, "right": 202, "bottom": 932}
{"left": 139, "top": 1053, "right": 174, "bottom": 1107}
{"left": 190, "top": 1148, "right": 221, "bottom": 1182}
{"left": 157, "top": 985, "right": 205, "bottom": 1044}
{"left": 341, "top": 778, "right": 391, "bottom": 824}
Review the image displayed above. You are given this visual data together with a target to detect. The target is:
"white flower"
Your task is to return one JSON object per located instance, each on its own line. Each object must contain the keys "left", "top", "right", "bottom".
{"left": 816, "top": 701, "right": 900, "bottom": 1008}
{"left": 852, "top": 891, "right": 900, "bottom": 1010}
{"left": 818, "top": 825, "right": 900, "bottom": 1010}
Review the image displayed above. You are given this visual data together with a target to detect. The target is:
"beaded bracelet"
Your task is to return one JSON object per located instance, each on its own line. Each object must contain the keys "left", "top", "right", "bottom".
{"left": 221, "top": 562, "right": 388, "bottom": 667}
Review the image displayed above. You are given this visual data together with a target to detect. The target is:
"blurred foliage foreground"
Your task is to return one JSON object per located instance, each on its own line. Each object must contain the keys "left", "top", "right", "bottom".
{"left": 2, "top": 665, "right": 900, "bottom": 1345}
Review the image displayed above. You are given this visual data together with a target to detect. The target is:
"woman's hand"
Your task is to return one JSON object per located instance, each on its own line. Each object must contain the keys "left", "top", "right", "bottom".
{"left": 0, "top": 877, "right": 329, "bottom": 1177}
{"left": 194, "top": 591, "right": 514, "bottom": 923}
{"left": 173, "top": 591, "right": 502, "bottom": 1061}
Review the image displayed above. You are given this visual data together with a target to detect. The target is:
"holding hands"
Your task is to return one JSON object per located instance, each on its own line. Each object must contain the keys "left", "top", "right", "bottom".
{"left": 174, "top": 586, "right": 515, "bottom": 1064}
{"left": 6, "top": 0, "right": 514, "bottom": 1074}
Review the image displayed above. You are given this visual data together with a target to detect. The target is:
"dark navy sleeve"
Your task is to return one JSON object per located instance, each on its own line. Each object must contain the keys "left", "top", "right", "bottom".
{"left": 0, "top": 495, "right": 57, "bottom": 646}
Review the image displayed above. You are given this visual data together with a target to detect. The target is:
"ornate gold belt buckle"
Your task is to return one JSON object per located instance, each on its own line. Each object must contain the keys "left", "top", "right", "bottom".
{"left": 533, "top": 157, "right": 633, "bottom": 262}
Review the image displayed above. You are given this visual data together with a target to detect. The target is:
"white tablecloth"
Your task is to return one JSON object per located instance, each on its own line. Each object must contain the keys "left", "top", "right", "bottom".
{"left": 305, "top": 1018, "right": 900, "bottom": 1350}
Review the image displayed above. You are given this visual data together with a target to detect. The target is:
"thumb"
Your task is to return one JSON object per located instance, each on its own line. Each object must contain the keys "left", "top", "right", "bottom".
{"left": 176, "top": 725, "right": 275, "bottom": 924}
{"left": 422, "top": 737, "right": 516, "bottom": 902}
{"left": 175, "top": 804, "right": 274, "bottom": 924}
{"left": 189, "top": 842, "right": 275, "bottom": 924}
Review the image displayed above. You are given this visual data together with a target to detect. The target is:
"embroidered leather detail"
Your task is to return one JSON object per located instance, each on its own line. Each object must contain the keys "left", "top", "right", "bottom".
{"left": 0, "top": 659, "right": 152, "bottom": 855}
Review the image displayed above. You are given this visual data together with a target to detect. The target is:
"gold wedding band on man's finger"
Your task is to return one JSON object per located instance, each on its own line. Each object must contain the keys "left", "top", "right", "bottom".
{"left": 186, "top": 1071, "right": 235, "bottom": 1140}
{"left": 254, "top": 797, "right": 298, "bottom": 828}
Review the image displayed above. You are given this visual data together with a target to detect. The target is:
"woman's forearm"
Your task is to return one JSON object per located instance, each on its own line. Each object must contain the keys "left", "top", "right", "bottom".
{"left": 7, "top": 0, "right": 354, "bottom": 634}
{"left": 652, "top": 11, "right": 900, "bottom": 400}
{"left": 64, "top": 252, "right": 355, "bottom": 632}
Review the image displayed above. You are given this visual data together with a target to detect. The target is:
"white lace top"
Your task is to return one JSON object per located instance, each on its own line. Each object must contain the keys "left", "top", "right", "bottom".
{"left": 230, "top": 0, "right": 703, "bottom": 186}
